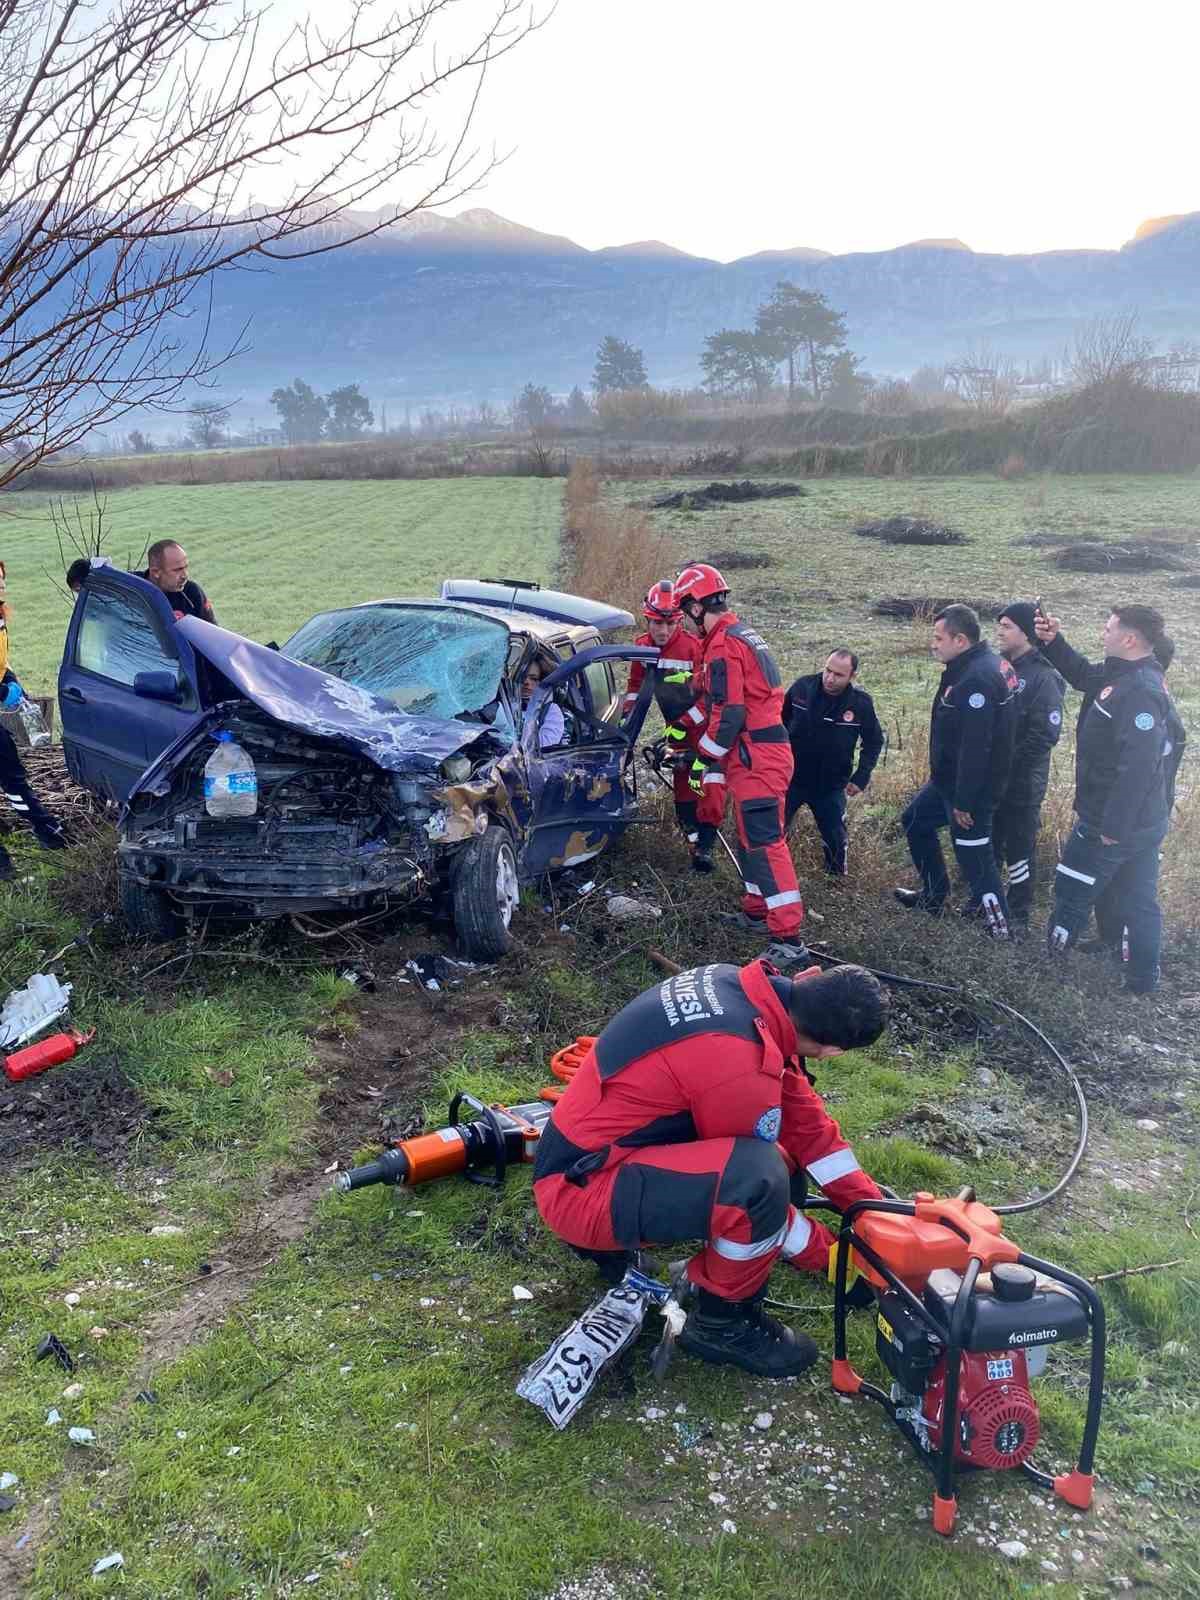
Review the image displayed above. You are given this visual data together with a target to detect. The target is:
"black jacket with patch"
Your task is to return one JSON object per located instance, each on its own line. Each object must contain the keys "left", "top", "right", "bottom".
{"left": 783, "top": 674, "right": 884, "bottom": 792}
{"left": 928, "top": 642, "right": 1017, "bottom": 815}
{"left": 997, "top": 649, "right": 1065, "bottom": 809}
{"left": 1041, "top": 634, "right": 1184, "bottom": 839}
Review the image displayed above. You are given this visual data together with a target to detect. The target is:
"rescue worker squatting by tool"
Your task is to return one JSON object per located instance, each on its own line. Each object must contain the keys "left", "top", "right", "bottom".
{"left": 673, "top": 562, "right": 809, "bottom": 969}
{"left": 894, "top": 604, "right": 1017, "bottom": 938}
{"left": 1036, "top": 602, "right": 1186, "bottom": 995}
{"left": 532, "top": 957, "right": 889, "bottom": 1378}
{"left": 623, "top": 581, "right": 717, "bottom": 872}
{"left": 782, "top": 649, "right": 884, "bottom": 877}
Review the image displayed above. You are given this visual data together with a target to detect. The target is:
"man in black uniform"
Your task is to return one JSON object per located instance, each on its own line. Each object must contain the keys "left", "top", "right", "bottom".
{"left": 139, "top": 540, "right": 217, "bottom": 622}
{"left": 1035, "top": 604, "right": 1184, "bottom": 995}
{"left": 991, "top": 602, "right": 1065, "bottom": 928}
{"left": 783, "top": 650, "right": 884, "bottom": 875}
{"left": 894, "top": 604, "right": 1017, "bottom": 935}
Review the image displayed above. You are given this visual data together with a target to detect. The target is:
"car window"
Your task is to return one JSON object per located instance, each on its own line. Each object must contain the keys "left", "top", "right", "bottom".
{"left": 76, "top": 585, "right": 184, "bottom": 689}
{"left": 583, "top": 660, "right": 616, "bottom": 722}
{"left": 283, "top": 605, "right": 509, "bottom": 720}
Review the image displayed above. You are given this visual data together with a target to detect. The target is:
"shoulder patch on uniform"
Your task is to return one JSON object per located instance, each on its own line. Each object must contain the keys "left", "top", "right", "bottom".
{"left": 843, "top": 709, "right": 855, "bottom": 722}
{"left": 1099, "top": 685, "right": 1113, "bottom": 700}
{"left": 1018, "top": 678, "right": 1026, "bottom": 691}
{"left": 1049, "top": 710, "right": 1061, "bottom": 725}
{"left": 1134, "top": 711, "right": 1156, "bottom": 731}
{"left": 753, "top": 1106, "right": 782, "bottom": 1142}
{"left": 968, "top": 692, "right": 986, "bottom": 709}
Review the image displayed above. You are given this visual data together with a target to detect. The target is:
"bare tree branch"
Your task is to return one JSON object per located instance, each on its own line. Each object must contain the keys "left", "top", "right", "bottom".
{"left": 0, "top": 0, "right": 544, "bottom": 486}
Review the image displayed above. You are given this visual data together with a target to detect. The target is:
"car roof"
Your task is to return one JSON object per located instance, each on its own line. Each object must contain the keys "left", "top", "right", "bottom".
{"left": 340, "top": 597, "right": 596, "bottom": 646}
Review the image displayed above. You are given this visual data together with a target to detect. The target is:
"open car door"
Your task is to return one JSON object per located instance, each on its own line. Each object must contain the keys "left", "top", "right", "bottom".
{"left": 58, "top": 570, "right": 205, "bottom": 802}
{"left": 519, "top": 644, "right": 657, "bottom": 877}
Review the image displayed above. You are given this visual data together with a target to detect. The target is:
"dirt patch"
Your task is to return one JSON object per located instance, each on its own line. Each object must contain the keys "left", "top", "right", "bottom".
{"left": 648, "top": 481, "right": 806, "bottom": 512}
{"left": 704, "top": 550, "right": 774, "bottom": 572}
{"left": 0, "top": 1052, "right": 159, "bottom": 1168}
{"left": 1052, "top": 541, "right": 1191, "bottom": 574}
{"left": 854, "top": 516, "right": 968, "bottom": 546}
{"left": 871, "top": 596, "right": 1002, "bottom": 621}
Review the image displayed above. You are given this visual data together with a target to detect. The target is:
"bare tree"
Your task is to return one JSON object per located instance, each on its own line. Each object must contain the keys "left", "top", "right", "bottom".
{"left": 186, "top": 398, "right": 231, "bottom": 448}
{"left": 945, "top": 341, "right": 1018, "bottom": 414}
{"left": 0, "top": 0, "right": 539, "bottom": 488}
{"left": 1063, "top": 313, "right": 1153, "bottom": 389}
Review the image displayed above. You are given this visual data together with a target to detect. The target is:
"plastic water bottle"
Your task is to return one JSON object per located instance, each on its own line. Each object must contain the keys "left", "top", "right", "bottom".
{"left": 16, "top": 696, "right": 50, "bottom": 748}
{"left": 203, "top": 731, "right": 257, "bottom": 818}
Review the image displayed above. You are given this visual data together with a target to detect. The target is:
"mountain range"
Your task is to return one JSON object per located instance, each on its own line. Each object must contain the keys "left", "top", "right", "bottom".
{"left": 198, "top": 207, "right": 1200, "bottom": 419}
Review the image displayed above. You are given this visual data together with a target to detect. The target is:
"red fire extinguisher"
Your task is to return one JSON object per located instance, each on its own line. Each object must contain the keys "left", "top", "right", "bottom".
{"left": 3, "top": 1028, "right": 94, "bottom": 1084}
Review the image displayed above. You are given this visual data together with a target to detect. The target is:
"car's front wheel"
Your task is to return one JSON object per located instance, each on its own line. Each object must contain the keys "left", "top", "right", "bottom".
{"left": 452, "top": 825, "right": 519, "bottom": 959}
{"left": 119, "top": 873, "right": 183, "bottom": 942}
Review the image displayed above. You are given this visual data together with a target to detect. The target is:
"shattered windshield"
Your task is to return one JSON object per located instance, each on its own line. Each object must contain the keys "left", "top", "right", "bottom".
{"left": 282, "top": 605, "right": 509, "bottom": 721}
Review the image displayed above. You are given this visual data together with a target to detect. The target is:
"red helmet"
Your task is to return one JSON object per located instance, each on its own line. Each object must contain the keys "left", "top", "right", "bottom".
{"left": 643, "top": 580, "right": 681, "bottom": 622}
{"left": 674, "top": 562, "right": 729, "bottom": 605}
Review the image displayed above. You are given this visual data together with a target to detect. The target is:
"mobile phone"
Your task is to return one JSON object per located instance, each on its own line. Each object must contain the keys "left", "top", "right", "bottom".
{"left": 1034, "top": 595, "right": 1045, "bottom": 617}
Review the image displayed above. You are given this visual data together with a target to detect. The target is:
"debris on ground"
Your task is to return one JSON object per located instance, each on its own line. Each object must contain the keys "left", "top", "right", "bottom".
{"left": 91, "top": 1552, "right": 124, "bottom": 1576}
{"left": 512, "top": 1285, "right": 534, "bottom": 1301}
{"left": 68, "top": 1426, "right": 96, "bottom": 1445}
{"left": 45, "top": 1409, "right": 62, "bottom": 1426}
{"left": 648, "top": 481, "right": 806, "bottom": 512}
{"left": 402, "top": 953, "right": 487, "bottom": 991}
{"left": 871, "top": 596, "right": 1002, "bottom": 621}
{"left": 854, "top": 516, "right": 969, "bottom": 546}
{"left": 606, "top": 896, "right": 662, "bottom": 922}
{"left": 0, "top": 1473, "right": 17, "bottom": 1491}
{"left": 1052, "top": 541, "right": 1190, "bottom": 574}
{"left": 337, "top": 966, "right": 377, "bottom": 992}
{"left": 34, "top": 1332, "right": 74, "bottom": 1372}
{"left": 0, "top": 1496, "right": 15, "bottom": 1514}
{"left": 0, "top": 972, "right": 73, "bottom": 1050}
{"left": 3, "top": 1054, "right": 150, "bottom": 1168}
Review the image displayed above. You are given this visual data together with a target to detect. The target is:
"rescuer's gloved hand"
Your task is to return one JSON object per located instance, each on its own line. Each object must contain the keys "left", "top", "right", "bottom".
{"left": 0, "top": 677, "right": 24, "bottom": 710}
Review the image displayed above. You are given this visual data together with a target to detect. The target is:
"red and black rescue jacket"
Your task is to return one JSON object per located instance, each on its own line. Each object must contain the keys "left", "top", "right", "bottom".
{"left": 622, "top": 623, "right": 703, "bottom": 725}
{"left": 681, "top": 612, "right": 790, "bottom": 769}
{"left": 532, "top": 960, "right": 879, "bottom": 1212}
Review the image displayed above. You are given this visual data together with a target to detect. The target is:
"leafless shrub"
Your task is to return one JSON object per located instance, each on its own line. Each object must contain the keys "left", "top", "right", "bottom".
{"left": 562, "top": 459, "right": 679, "bottom": 617}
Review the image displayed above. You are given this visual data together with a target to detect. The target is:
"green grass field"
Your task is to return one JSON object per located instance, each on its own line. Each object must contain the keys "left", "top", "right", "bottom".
{"left": 2, "top": 471, "right": 1199, "bottom": 1599}
{"left": 0, "top": 478, "right": 563, "bottom": 695}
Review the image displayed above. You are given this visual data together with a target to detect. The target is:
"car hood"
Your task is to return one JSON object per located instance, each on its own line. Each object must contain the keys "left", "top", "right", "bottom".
{"left": 178, "top": 617, "right": 491, "bottom": 771}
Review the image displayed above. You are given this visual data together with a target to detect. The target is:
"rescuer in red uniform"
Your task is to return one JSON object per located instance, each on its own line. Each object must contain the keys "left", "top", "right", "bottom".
{"left": 532, "top": 959, "right": 888, "bottom": 1376}
{"left": 623, "top": 580, "right": 715, "bottom": 870}
{"left": 674, "top": 563, "right": 807, "bottom": 965}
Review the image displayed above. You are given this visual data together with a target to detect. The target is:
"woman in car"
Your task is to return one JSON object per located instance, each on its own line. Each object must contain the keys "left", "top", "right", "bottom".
{"left": 521, "top": 659, "right": 566, "bottom": 749}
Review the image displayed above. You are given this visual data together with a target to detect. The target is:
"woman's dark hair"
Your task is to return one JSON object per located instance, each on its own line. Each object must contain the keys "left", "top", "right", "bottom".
{"left": 788, "top": 964, "right": 888, "bottom": 1051}
{"left": 66, "top": 558, "right": 91, "bottom": 591}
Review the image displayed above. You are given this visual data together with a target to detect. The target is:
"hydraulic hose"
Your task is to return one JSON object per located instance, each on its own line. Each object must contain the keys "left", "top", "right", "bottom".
{"left": 807, "top": 946, "right": 1088, "bottom": 1215}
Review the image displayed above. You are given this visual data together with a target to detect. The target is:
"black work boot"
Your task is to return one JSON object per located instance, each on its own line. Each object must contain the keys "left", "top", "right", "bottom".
{"left": 690, "top": 846, "right": 715, "bottom": 875}
{"left": 568, "top": 1245, "right": 634, "bottom": 1286}
{"left": 678, "top": 1289, "right": 818, "bottom": 1378}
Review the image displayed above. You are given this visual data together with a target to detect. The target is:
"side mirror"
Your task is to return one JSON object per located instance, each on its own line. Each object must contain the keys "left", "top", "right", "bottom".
{"left": 133, "top": 669, "right": 184, "bottom": 703}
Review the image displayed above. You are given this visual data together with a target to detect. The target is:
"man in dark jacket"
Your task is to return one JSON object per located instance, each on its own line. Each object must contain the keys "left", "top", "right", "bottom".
{"left": 783, "top": 650, "right": 884, "bottom": 875}
{"left": 1035, "top": 604, "right": 1184, "bottom": 994}
{"left": 139, "top": 540, "right": 217, "bottom": 623}
{"left": 991, "top": 603, "right": 1065, "bottom": 927}
{"left": 894, "top": 604, "right": 1018, "bottom": 935}
{"left": 533, "top": 959, "right": 888, "bottom": 1378}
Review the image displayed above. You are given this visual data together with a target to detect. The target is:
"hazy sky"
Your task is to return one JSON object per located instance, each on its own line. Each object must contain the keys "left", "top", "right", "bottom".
{"left": 411, "top": 0, "right": 1195, "bottom": 261}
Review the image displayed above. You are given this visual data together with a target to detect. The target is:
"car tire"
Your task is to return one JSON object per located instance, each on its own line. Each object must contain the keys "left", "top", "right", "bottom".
{"left": 452, "top": 825, "right": 519, "bottom": 960}
{"left": 119, "top": 873, "right": 182, "bottom": 942}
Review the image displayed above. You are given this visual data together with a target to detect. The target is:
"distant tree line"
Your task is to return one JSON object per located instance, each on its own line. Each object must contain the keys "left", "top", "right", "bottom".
{"left": 270, "top": 380, "right": 375, "bottom": 444}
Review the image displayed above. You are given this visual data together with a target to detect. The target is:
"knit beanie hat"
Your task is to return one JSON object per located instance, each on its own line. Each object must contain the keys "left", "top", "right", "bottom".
{"left": 999, "top": 601, "right": 1038, "bottom": 644}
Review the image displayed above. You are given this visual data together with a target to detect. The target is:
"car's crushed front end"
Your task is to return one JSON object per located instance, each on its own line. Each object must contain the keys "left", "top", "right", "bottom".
{"left": 118, "top": 607, "right": 521, "bottom": 933}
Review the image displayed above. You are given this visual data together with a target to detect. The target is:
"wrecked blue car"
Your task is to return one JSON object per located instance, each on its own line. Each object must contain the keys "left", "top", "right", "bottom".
{"left": 58, "top": 574, "right": 657, "bottom": 955}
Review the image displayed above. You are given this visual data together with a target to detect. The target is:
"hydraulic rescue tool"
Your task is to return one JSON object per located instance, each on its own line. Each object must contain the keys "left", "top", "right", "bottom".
{"left": 334, "top": 1038, "right": 594, "bottom": 1194}
{"left": 829, "top": 1186, "right": 1104, "bottom": 1537}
